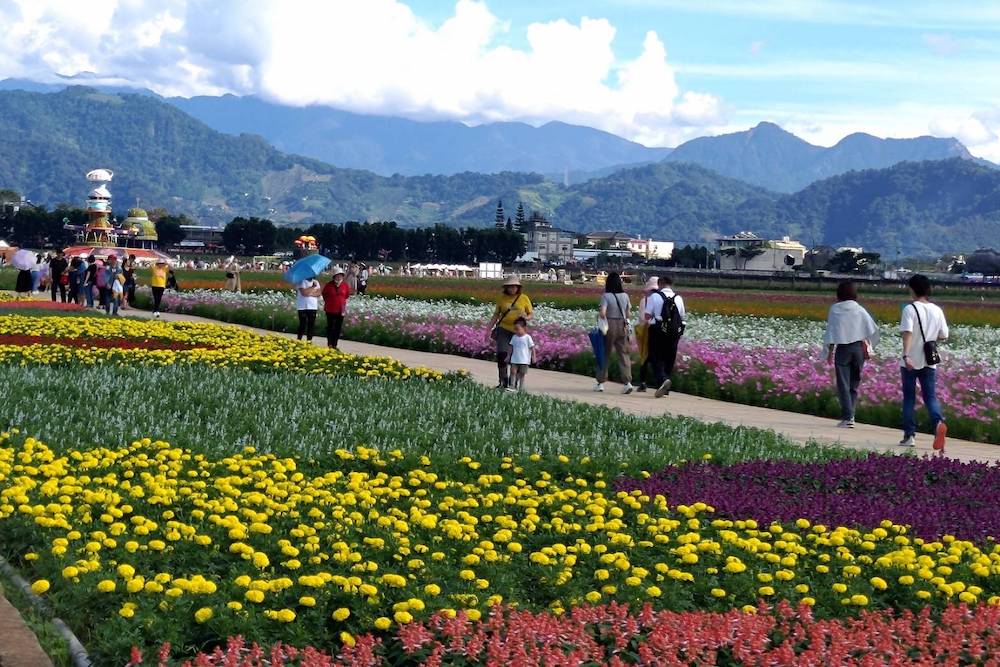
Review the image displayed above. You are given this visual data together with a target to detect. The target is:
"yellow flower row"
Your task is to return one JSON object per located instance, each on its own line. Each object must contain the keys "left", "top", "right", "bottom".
{"left": 0, "top": 314, "right": 445, "bottom": 381}
{"left": 2, "top": 433, "right": 999, "bottom": 643}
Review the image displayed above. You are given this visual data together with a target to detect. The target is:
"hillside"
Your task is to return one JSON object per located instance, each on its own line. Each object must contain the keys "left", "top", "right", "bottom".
{"left": 0, "top": 87, "right": 557, "bottom": 227}
{"left": 772, "top": 158, "right": 1000, "bottom": 256}
{"left": 665, "top": 122, "right": 975, "bottom": 192}
{"left": 2, "top": 88, "right": 999, "bottom": 255}
{"left": 169, "top": 94, "right": 672, "bottom": 177}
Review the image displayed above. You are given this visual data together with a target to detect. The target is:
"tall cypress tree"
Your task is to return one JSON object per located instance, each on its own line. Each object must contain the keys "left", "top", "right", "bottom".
{"left": 505, "top": 216, "right": 513, "bottom": 231}
{"left": 495, "top": 200, "right": 505, "bottom": 229}
{"left": 515, "top": 202, "right": 526, "bottom": 232}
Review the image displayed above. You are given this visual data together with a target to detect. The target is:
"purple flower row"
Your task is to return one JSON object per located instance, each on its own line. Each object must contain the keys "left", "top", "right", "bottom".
{"left": 616, "top": 454, "right": 1000, "bottom": 542}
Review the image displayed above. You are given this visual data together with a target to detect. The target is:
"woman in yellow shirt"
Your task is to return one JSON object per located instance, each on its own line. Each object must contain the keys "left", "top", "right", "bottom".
{"left": 150, "top": 260, "right": 168, "bottom": 317}
{"left": 485, "top": 277, "right": 533, "bottom": 388}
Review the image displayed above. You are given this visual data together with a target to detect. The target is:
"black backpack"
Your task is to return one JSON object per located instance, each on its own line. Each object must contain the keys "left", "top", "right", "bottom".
{"left": 657, "top": 291, "right": 685, "bottom": 337}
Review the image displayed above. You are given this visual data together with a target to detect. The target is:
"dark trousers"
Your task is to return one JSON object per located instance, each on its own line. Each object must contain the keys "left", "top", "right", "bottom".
{"left": 151, "top": 286, "right": 165, "bottom": 312}
{"left": 495, "top": 328, "right": 514, "bottom": 387}
{"left": 50, "top": 279, "right": 67, "bottom": 302}
{"left": 297, "top": 309, "right": 317, "bottom": 341}
{"left": 834, "top": 341, "right": 865, "bottom": 421}
{"left": 99, "top": 286, "right": 111, "bottom": 311}
{"left": 648, "top": 325, "right": 680, "bottom": 387}
{"left": 326, "top": 313, "right": 344, "bottom": 348}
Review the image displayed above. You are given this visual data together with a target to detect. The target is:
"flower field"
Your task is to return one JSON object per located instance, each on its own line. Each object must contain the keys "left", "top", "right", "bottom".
{"left": 149, "top": 290, "right": 1000, "bottom": 443}
{"left": 0, "top": 314, "right": 445, "bottom": 381}
{"left": 3, "top": 298, "right": 1000, "bottom": 665}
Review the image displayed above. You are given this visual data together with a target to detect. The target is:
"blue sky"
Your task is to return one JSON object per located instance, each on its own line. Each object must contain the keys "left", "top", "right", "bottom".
{"left": 3, "top": 0, "right": 999, "bottom": 157}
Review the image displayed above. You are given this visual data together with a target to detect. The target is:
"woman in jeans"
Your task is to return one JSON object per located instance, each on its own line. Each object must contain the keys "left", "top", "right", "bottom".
{"left": 824, "top": 280, "right": 880, "bottom": 428}
{"left": 595, "top": 272, "right": 634, "bottom": 394}
{"left": 485, "top": 277, "right": 533, "bottom": 389}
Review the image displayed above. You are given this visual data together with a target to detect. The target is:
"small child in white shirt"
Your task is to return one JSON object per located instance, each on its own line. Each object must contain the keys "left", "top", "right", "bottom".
{"left": 508, "top": 317, "right": 536, "bottom": 392}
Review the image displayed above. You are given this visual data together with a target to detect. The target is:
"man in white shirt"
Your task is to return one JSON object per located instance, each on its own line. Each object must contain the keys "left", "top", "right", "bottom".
{"left": 296, "top": 277, "right": 321, "bottom": 342}
{"left": 644, "top": 276, "right": 687, "bottom": 398}
{"left": 898, "top": 274, "right": 949, "bottom": 450}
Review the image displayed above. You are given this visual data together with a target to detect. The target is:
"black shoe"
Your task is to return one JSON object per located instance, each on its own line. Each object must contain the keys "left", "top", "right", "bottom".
{"left": 636, "top": 384, "right": 647, "bottom": 393}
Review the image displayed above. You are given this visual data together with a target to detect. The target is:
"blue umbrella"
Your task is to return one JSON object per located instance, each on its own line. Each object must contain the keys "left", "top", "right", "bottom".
{"left": 283, "top": 254, "right": 331, "bottom": 285}
{"left": 588, "top": 327, "right": 606, "bottom": 373}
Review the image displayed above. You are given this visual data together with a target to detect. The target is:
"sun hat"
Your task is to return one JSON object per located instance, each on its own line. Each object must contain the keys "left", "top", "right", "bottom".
{"left": 502, "top": 276, "right": 522, "bottom": 287}
{"left": 644, "top": 277, "right": 659, "bottom": 291}
{"left": 331, "top": 265, "right": 346, "bottom": 277}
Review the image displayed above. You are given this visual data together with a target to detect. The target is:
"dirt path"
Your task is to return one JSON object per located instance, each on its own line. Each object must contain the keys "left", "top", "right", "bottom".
{"left": 135, "top": 310, "right": 999, "bottom": 463}
{"left": 0, "top": 592, "right": 54, "bottom": 667}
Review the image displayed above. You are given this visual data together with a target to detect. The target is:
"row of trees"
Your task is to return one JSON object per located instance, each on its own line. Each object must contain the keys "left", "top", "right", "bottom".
{"left": 223, "top": 218, "right": 526, "bottom": 264}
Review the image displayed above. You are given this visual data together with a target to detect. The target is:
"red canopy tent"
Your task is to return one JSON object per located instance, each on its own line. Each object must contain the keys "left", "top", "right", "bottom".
{"left": 62, "top": 246, "right": 174, "bottom": 265}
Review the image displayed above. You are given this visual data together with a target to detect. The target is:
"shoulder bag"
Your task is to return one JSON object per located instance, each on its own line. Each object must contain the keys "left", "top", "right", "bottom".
{"left": 911, "top": 302, "right": 942, "bottom": 366}
{"left": 491, "top": 295, "right": 522, "bottom": 341}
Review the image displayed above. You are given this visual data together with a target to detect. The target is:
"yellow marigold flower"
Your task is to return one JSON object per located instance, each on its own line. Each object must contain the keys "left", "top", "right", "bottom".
{"left": 97, "top": 580, "right": 116, "bottom": 593}
{"left": 710, "top": 588, "right": 726, "bottom": 598}
{"left": 374, "top": 616, "right": 392, "bottom": 630}
{"left": 194, "top": 607, "right": 213, "bottom": 624}
{"left": 340, "top": 631, "right": 356, "bottom": 648}
{"left": 276, "top": 609, "right": 295, "bottom": 623}
{"left": 585, "top": 591, "right": 601, "bottom": 603}
{"left": 245, "top": 589, "right": 265, "bottom": 603}
{"left": 30, "top": 580, "right": 50, "bottom": 595}
{"left": 332, "top": 607, "right": 351, "bottom": 621}
{"left": 394, "top": 610, "right": 413, "bottom": 624}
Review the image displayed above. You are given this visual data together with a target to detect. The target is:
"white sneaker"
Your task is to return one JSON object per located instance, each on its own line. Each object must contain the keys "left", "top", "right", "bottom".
{"left": 898, "top": 435, "right": 915, "bottom": 447}
{"left": 154, "top": 312, "right": 160, "bottom": 318}
{"left": 837, "top": 419, "right": 855, "bottom": 429}
{"left": 505, "top": 386, "right": 517, "bottom": 393}
{"left": 593, "top": 383, "right": 604, "bottom": 392}
{"left": 654, "top": 379, "right": 672, "bottom": 398}
{"left": 622, "top": 383, "right": 634, "bottom": 395}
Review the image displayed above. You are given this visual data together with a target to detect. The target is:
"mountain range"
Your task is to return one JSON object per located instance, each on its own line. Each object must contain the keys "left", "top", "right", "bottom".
{"left": 1, "top": 84, "right": 999, "bottom": 255}
{"left": 662, "top": 121, "right": 978, "bottom": 192}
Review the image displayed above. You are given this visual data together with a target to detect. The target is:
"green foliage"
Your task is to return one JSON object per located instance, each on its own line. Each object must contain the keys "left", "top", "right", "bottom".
{"left": 154, "top": 215, "right": 187, "bottom": 246}
{"left": 223, "top": 216, "right": 277, "bottom": 254}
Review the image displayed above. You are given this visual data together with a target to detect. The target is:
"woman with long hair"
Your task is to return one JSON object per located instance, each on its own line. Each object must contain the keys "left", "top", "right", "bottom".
{"left": 824, "top": 280, "right": 880, "bottom": 428}
{"left": 595, "top": 272, "right": 633, "bottom": 393}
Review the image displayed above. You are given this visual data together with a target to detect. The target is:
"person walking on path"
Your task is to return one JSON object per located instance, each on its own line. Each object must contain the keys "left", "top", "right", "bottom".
{"left": 346, "top": 262, "right": 358, "bottom": 294}
{"left": 83, "top": 255, "right": 98, "bottom": 308}
{"left": 48, "top": 250, "right": 68, "bottom": 303}
{"left": 322, "top": 266, "right": 350, "bottom": 348}
{"left": 508, "top": 317, "right": 536, "bottom": 392}
{"left": 634, "top": 277, "right": 659, "bottom": 392}
{"left": 14, "top": 266, "right": 32, "bottom": 295}
{"left": 296, "top": 276, "right": 322, "bottom": 342}
{"left": 485, "top": 277, "right": 533, "bottom": 389}
{"left": 67, "top": 257, "right": 82, "bottom": 305}
{"left": 644, "top": 276, "right": 686, "bottom": 398}
{"left": 824, "top": 280, "right": 880, "bottom": 429}
{"left": 594, "top": 272, "right": 634, "bottom": 394}
{"left": 103, "top": 255, "right": 123, "bottom": 316}
{"left": 899, "top": 274, "right": 949, "bottom": 451}
{"left": 357, "top": 263, "right": 369, "bottom": 296}
{"left": 30, "top": 254, "right": 43, "bottom": 293}
{"left": 122, "top": 255, "right": 137, "bottom": 309}
{"left": 150, "top": 260, "right": 168, "bottom": 317}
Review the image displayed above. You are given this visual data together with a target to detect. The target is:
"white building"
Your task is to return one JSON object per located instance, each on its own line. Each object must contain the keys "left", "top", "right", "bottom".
{"left": 717, "top": 233, "right": 806, "bottom": 271}
{"left": 628, "top": 238, "right": 675, "bottom": 260}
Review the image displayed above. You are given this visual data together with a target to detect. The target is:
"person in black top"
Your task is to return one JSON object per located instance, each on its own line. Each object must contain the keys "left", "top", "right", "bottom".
{"left": 122, "top": 254, "right": 137, "bottom": 309}
{"left": 48, "top": 250, "right": 69, "bottom": 303}
{"left": 83, "top": 255, "right": 98, "bottom": 308}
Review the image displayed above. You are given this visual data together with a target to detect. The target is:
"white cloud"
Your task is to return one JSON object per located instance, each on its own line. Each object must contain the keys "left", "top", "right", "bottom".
{"left": 0, "top": 0, "right": 725, "bottom": 147}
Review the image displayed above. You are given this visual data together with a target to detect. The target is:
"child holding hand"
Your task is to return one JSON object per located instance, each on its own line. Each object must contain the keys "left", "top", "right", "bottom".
{"left": 507, "top": 317, "right": 536, "bottom": 392}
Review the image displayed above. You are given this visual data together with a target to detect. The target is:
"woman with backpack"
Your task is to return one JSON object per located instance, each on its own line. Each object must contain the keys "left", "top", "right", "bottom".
{"left": 485, "top": 277, "right": 533, "bottom": 389}
{"left": 594, "top": 272, "right": 633, "bottom": 394}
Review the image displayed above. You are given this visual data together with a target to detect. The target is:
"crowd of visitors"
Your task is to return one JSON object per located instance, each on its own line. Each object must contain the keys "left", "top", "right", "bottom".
{"left": 476, "top": 271, "right": 948, "bottom": 450}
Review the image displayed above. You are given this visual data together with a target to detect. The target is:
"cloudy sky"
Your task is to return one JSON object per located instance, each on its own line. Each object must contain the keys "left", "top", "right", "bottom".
{"left": 3, "top": 0, "right": 1000, "bottom": 159}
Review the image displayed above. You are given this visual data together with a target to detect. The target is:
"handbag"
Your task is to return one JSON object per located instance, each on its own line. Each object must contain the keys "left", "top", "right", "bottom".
{"left": 609, "top": 293, "right": 631, "bottom": 339}
{"left": 596, "top": 316, "right": 609, "bottom": 335}
{"left": 491, "top": 295, "right": 522, "bottom": 341}
{"left": 911, "top": 303, "right": 942, "bottom": 366}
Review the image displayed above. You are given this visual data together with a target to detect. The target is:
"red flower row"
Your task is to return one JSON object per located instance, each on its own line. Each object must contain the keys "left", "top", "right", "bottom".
{"left": 130, "top": 601, "right": 1000, "bottom": 667}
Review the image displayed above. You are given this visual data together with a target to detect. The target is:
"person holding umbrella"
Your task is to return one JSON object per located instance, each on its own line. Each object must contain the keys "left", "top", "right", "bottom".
{"left": 11, "top": 249, "right": 35, "bottom": 295}
{"left": 485, "top": 277, "right": 533, "bottom": 389}
{"left": 322, "top": 266, "right": 350, "bottom": 348}
{"left": 283, "top": 253, "right": 331, "bottom": 344}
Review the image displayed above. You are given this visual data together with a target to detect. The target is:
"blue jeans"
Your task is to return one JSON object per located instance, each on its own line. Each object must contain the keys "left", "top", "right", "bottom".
{"left": 84, "top": 284, "right": 94, "bottom": 307}
{"left": 901, "top": 367, "right": 944, "bottom": 437}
